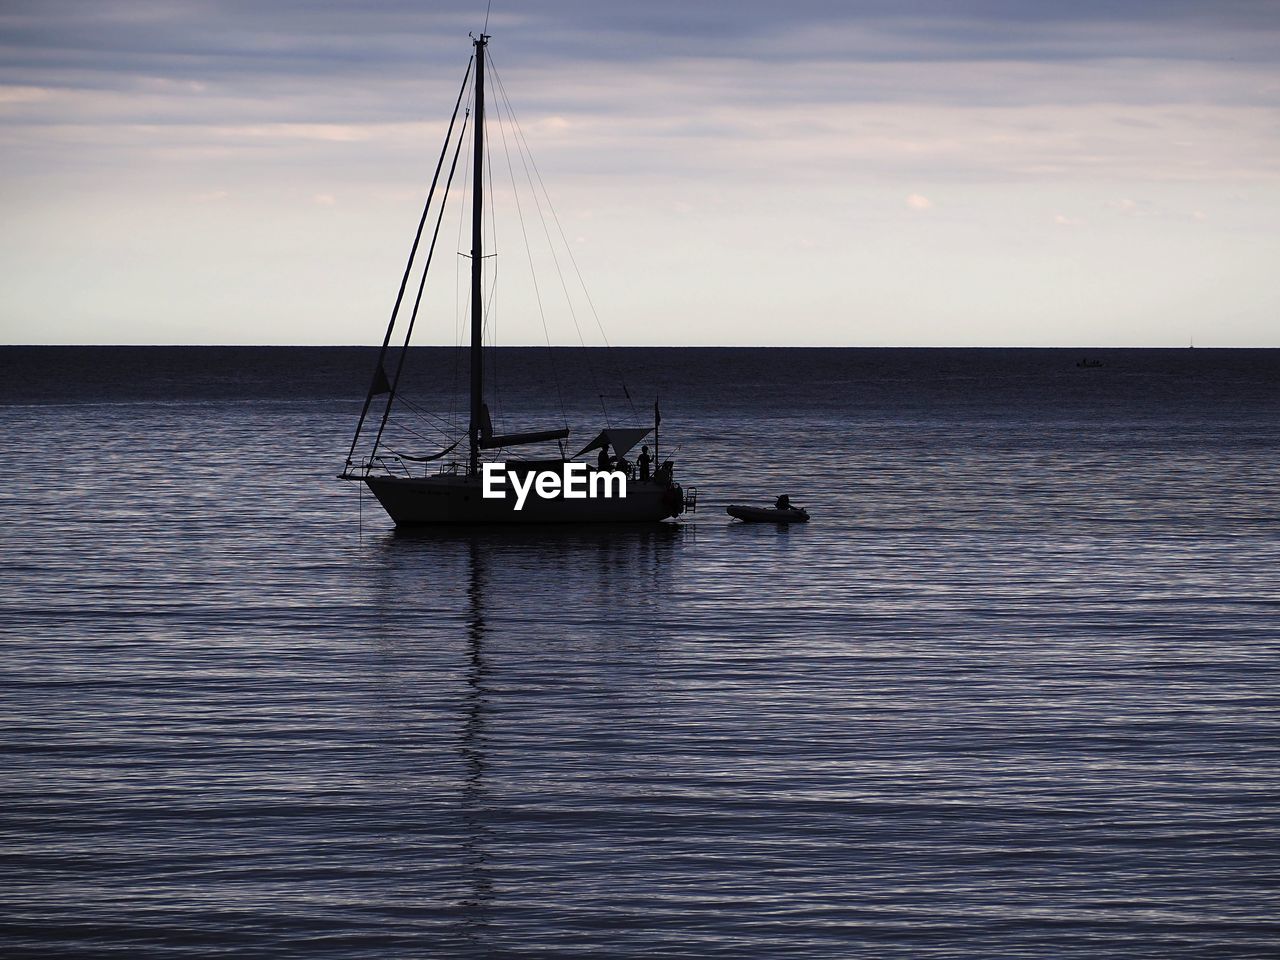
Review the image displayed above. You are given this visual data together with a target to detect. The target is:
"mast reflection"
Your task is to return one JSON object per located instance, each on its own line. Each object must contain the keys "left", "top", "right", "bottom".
{"left": 458, "top": 535, "right": 493, "bottom": 937}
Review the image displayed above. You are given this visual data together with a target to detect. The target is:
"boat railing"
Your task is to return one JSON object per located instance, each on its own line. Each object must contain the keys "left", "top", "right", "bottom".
{"left": 346, "top": 455, "right": 463, "bottom": 479}
{"left": 371, "top": 454, "right": 412, "bottom": 477}
{"left": 684, "top": 486, "right": 698, "bottom": 513}
{"left": 345, "top": 456, "right": 378, "bottom": 478}
{"left": 345, "top": 455, "right": 412, "bottom": 478}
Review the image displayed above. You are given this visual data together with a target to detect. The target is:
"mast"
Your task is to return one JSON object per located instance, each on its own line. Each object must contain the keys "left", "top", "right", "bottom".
{"left": 469, "top": 33, "right": 488, "bottom": 477}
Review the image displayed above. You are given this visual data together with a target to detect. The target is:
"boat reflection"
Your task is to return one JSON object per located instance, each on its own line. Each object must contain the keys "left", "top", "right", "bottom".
{"left": 371, "top": 524, "right": 689, "bottom": 942}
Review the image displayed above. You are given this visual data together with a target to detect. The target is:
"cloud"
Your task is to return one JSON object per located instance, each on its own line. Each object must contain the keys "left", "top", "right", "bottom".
{"left": 0, "top": 84, "right": 52, "bottom": 105}
{"left": 3, "top": 1, "right": 1280, "bottom": 346}
{"left": 5, "top": 2, "right": 1280, "bottom": 104}
{"left": 3, "top": 1, "right": 1278, "bottom": 190}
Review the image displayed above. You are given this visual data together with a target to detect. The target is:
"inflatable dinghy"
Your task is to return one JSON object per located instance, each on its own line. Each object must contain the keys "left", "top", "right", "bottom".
{"left": 726, "top": 504, "right": 810, "bottom": 523}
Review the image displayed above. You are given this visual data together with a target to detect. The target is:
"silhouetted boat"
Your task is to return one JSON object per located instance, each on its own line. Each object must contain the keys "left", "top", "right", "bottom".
{"left": 1076, "top": 357, "right": 1104, "bottom": 368}
{"left": 339, "top": 33, "right": 689, "bottom": 525}
{"left": 727, "top": 505, "right": 810, "bottom": 523}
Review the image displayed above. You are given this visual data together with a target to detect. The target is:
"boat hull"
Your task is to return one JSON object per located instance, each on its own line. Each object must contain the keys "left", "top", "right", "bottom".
{"left": 726, "top": 505, "right": 809, "bottom": 523}
{"left": 364, "top": 474, "right": 684, "bottom": 526}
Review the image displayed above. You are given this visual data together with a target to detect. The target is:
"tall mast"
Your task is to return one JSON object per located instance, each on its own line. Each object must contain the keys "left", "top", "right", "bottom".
{"left": 469, "top": 33, "right": 488, "bottom": 477}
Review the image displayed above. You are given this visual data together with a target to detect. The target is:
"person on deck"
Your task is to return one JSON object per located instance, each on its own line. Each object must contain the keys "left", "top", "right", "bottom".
{"left": 597, "top": 441, "right": 612, "bottom": 471}
{"left": 775, "top": 494, "right": 792, "bottom": 511}
{"left": 637, "top": 445, "right": 652, "bottom": 482}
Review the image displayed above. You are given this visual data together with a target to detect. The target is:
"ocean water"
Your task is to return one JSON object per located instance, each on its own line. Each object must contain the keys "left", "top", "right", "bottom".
{"left": 2, "top": 346, "right": 1278, "bottom": 958}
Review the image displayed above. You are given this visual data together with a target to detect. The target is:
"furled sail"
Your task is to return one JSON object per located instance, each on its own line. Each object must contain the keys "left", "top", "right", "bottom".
{"left": 478, "top": 403, "right": 569, "bottom": 449}
{"left": 479, "top": 428, "right": 570, "bottom": 449}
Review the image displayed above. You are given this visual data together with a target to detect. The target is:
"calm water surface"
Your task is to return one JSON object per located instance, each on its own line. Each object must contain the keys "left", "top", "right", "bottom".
{"left": 2, "top": 348, "right": 1278, "bottom": 957}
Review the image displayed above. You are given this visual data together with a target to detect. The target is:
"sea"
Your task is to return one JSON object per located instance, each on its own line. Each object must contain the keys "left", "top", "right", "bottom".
{"left": 2, "top": 346, "right": 1278, "bottom": 958}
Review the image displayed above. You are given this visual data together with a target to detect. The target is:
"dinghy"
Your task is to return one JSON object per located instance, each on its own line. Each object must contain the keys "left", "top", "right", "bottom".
{"left": 726, "top": 504, "right": 810, "bottom": 523}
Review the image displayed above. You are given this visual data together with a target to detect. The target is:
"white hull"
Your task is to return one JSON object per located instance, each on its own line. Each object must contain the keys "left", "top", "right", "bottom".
{"left": 365, "top": 474, "right": 684, "bottom": 526}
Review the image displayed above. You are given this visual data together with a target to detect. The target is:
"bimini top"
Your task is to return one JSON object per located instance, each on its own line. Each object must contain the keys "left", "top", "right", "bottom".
{"left": 575, "top": 427, "right": 652, "bottom": 460}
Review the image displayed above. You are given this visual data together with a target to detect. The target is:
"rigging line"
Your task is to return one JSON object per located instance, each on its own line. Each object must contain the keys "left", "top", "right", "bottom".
{"left": 490, "top": 62, "right": 569, "bottom": 432}
{"left": 489, "top": 68, "right": 618, "bottom": 428}
{"left": 397, "top": 407, "right": 464, "bottom": 445}
{"left": 391, "top": 397, "right": 462, "bottom": 440}
{"left": 482, "top": 102, "right": 505, "bottom": 435}
{"left": 391, "top": 406, "right": 458, "bottom": 441}
{"left": 495, "top": 68, "right": 638, "bottom": 421}
{"left": 369, "top": 94, "right": 472, "bottom": 462}
{"left": 384, "top": 415, "right": 442, "bottom": 445}
{"left": 387, "top": 418, "right": 456, "bottom": 450}
{"left": 395, "top": 390, "right": 461, "bottom": 429}
{"left": 399, "top": 407, "right": 465, "bottom": 440}
{"left": 386, "top": 420, "right": 456, "bottom": 451}
{"left": 451, "top": 87, "right": 475, "bottom": 436}
{"left": 490, "top": 62, "right": 598, "bottom": 411}
{"left": 345, "top": 55, "right": 473, "bottom": 471}
{"left": 383, "top": 397, "right": 462, "bottom": 439}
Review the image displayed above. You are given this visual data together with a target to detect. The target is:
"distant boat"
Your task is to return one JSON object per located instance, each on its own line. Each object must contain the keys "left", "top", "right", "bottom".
{"left": 1076, "top": 357, "right": 1104, "bottom": 368}
{"left": 339, "top": 32, "right": 690, "bottom": 525}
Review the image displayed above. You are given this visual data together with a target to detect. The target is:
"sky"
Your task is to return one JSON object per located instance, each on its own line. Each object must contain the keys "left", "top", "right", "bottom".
{"left": 2, "top": 0, "right": 1278, "bottom": 346}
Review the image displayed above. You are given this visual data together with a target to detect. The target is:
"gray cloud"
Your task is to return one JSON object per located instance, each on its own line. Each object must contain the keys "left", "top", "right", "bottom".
{"left": 4, "top": 1, "right": 1278, "bottom": 93}
{"left": 3, "top": 1, "right": 1278, "bottom": 187}
{"left": 4, "top": 1, "right": 1279, "bottom": 346}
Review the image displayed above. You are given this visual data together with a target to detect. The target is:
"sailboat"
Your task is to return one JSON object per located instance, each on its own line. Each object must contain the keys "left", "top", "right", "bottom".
{"left": 339, "top": 33, "right": 690, "bottom": 525}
